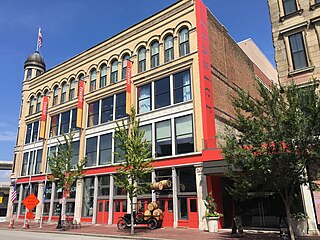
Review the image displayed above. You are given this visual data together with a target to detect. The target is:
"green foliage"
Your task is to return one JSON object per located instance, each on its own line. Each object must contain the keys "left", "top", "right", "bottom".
{"left": 203, "top": 192, "right": 223, "bottom": 218}
{"left": 47, "top": 131, "right": 87, "bottom": 193}
{"left": 113, "top": 107, "right": 154, "bottom": 200}
{"left": 291, "top": 212, "right": 308, "bottom": 221}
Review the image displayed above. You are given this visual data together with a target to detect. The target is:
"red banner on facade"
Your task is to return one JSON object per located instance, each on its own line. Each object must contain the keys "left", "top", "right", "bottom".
{"left": 39, "top": 95, "right": 48, "bottom": 139}
{"left": 126, "top": 60, "right": 132, "bottom": 115}
{"left": 77, "top": 80, "right": 84, "bottom": 128}
{"left": 196, "top": 0, "right": 217, "bottom": 150}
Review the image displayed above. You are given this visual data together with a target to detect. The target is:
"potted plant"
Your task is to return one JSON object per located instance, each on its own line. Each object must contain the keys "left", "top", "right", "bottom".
{"left": 291, "top": 212, "right": 308, "bottom": 237}
{"left": 203, "top": 192, "right": 223, "bottom": 233}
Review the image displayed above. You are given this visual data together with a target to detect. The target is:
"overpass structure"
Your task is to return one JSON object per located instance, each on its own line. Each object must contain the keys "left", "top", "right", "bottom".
{"left": 0, "top": 161, "right": 12, "bottom": 170}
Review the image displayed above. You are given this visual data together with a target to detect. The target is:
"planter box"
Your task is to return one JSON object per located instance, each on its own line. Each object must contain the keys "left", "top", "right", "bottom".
{"left": 291, "top": 219, "right": 308, "bottom": 237}
{"left": 206, "top": 217, "right": 219, "bottom": 233}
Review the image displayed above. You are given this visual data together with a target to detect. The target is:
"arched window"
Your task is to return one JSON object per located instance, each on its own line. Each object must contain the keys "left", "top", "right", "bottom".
{"left": 151, "top": 42, "right": 159, "bottom": 68}
{"left": 69, "top": 78, "right": 75, "bottom": 100}
{"left": 179, "top": 28, "right": 190, "bottom": 57}
{"left": 90, "top": 69, "right": 97, "bottom": 91}
{"left": 61, "top": 82, "right": 67, "bottom": 103}
{"left": 100, "top": 64, "right": 107, "bottom": 88}
{"left": 44, "top": 90, "right": 49, "bottom": 97}
{"left": 53, "top": 86, "right": 59, "bottom": 106}
{"left": 29, "top": 96, "right": 35, "bottom": 115}
{"left": 122, "top": 54, "right": 130, "bottom": 80}
{"left": 138, "top": 47, "right": 146, "bottom": 73}
{"left": 36, "top": 93, "right": 42, "bottom": 112}
{"left": 110, "top": 60, "right": 118, "bottom": 83}
{"left": 164, "top": 35, "right": 174, "bottom": 62}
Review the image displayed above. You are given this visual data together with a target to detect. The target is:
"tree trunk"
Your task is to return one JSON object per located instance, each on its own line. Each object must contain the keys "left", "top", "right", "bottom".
{"left": 61, "top": 196, "right": 66, "bottom": 221}
{"left": 284, "top": 195, "right": 295, "bottom": 240}
{"left": 130, "top": 195, "right": 134, "bottom": 235}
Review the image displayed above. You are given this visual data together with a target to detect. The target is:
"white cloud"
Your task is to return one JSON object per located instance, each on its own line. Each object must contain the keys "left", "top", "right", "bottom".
{"left": 0, "top": 170, "right": 11, "bottom": 182}
{"left": 0, "top": 131, "right": 16, "bottom": 141}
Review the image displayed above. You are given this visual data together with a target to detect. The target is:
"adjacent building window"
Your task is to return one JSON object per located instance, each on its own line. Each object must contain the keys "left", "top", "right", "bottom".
{"left": 155, "top": 77, "right": 170, "bottom": 109}
{"left": 101, "top": 96, "right": 114, "bottom": 123}
{"left": 175, "top": 115, "right": 194, "bottom": 154}
{"left": 61, "top": 82, "right": 67, "bottom": 103}
{"left": 36, "top": 94, "right": 42, "bottom": 113}
{"left": 174, "top": 70, "right": 191, "bottom": 103}
{"left": 138, "top": 47, "right": 146, "bottom": 73}
{"left": 283, "top": 0, "right": 297, "bottom": 15}
{"left": 99, "top": 133, "right": 112, "bottom": 165}
{"left": 164, "top": 35, "right": 174, "bottom": 62}
{"left": 289, "top": 32, "right": 308, "bottom": 70}
{"left": 100, "top": 64, "right": 107, "bottom": 88}
{"left": 90, "top": 69, "right": 97, "bottom": 91}
{"left": 151, "top": 42, "right": 159, "bottom": 68}
{"left": 156, "top": 120, "right": 172, "bottom": 157}
{"left": 83, "top": 177, "right": 95, "bottom": 217}
{"left": 86, "top": 137, "right": 97, "bottom": 167}
{"left": 53, "top": 86, "right": 59, "bottom": 106}
{"left": 115, "top": 92, "right": 126, "bottom": 119}
{"left": 29, "top": 96, "right": 35, "bottom": 115}
{"left": 88, "top": 101, "right": 99, "bottom": 127}
{"left": 179, "top": 28, "right": 190, "bottom": 57}
{"left": 122, "top": 54, "right": 130, "bottom": 80}
{"left": 69, "top": 78, "right": 75, "bottom": 100}
{"left": 138, "top": 83, "right": 151, "bottom": 113}
{"left": 110, "top": 60, "right": 118, "bottom": 83}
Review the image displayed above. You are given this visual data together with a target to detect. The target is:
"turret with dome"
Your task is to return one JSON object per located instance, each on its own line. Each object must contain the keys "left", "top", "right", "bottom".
{"left": 24, "top": 50, "right": 46, "bottom": 81}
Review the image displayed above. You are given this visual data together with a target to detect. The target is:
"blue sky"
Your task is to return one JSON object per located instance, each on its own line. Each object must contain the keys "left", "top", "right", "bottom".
{"left": 0, "top": 0, "right": 273, "bottom": 181}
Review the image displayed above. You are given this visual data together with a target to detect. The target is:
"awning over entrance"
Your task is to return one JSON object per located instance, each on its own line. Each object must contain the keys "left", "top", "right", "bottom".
{"left": 203, "top": 160, "right": 228, "bottom": 175}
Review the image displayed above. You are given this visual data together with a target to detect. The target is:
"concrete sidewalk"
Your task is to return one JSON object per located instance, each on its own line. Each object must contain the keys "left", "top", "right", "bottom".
{"left": 0, "top": 220, "right": 318, "bottom": 239}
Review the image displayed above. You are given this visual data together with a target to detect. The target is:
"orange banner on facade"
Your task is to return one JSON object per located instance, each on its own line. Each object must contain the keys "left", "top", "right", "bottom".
{"left": 39, "top": 95, "right": 48, "bottom": 139}
{"left": 77, "top": 80, "right": 84, "bottom": 128}
{"left": 126, "top": 60, "right": 132, "bottom": 115}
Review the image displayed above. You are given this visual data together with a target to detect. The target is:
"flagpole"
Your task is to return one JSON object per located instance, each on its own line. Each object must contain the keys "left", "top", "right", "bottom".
{"left": 36, "top": 28, "right": 40, "bottom": 52}
{"left": 39, "top": 175, "right": 47, "bottom": 229}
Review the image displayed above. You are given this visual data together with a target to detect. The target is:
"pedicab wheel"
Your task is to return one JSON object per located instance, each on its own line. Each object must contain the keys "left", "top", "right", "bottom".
{"left": 157, "top": 220, "right": 163, "bottom": 228}
{"left": 136, "top": 213, "right": 144, "bottom": 223}
{"left": 117, "top": 219, "right": 127, "bottom": 230}
{"left": 148, "top": 218, "right": 158, "bottom": 230}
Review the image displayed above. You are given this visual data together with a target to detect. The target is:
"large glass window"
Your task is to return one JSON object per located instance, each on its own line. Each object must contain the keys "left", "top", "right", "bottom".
{"left": 110, "top": 60, "right": 118, "bottom": 83}
{"left": 164, "top": 35, "right": 174, "bottom": 62}
{"left": 138, "top": 84, "right": 151, "bottom": 113}
{"left": 71, "top": 108, "right": 78, "bottom": 131}
{"left": 100, "top": 64, "right": 107, "bottom": 88}
{"left": 34, "top": 149, "right": 43, "bottom": 174}
{"left": 101, "top": 96, "right": 114, "bottom": 123}
{"left": 138, "top": 47, "right": 146, "bottom": 73}
{"left": 50, "top": 115, "right": 59, "bottom": 137}
{"left": 46, "top": 146, "right": 56, "bottom": 173}
{"left": 155, "top": 77, "right": 170, "bottom": 109}
{"left": 86, "top": 137, "right": 97, "bottom": 167}
{"left": 115, "top": 92, "right": 126, "bottom": 119}
{"left": 174, "top": 70, "right": 191, "bottom": 103}
{"left": 29, "top": 96, "right": 35, "bottom": 115}
{"left": 60, "top": 111, "right": 70, "bottom": 134}
{"left": 151, "top": 42, "right": 159, "bottom": 68}
{"left": 90, "top": 69, "right": 97, "bottom": 92}
{"left": 98, "top": 176, "right": 110, "bottom": 196}
{"left": 61, "top": 82, "right": 67, "bottom": 103}
{"left": 53, "top": 86, "right": 59, "bottom": 106}
{"left": 122, "top": 54, "right": 130, "bottom": 80}
{"left": 179, "top": 28, "right": 190, "bottom": 57}
{"left": 25, "top": 123, "right": 32, "bottom": 144}
{"left": 175, "top": 115, "right": 194, "bottom": 154}
{"left": 32, "top": 121, "right": 39, "bottom": 142}
{"left": 36, "top": 94, "right": 42, "bottom": 113}
{"left": 28, "top": 151, "right": 35, "bottom": 175}
{"left": 69, "top": 78, "right": 75, "bottom": 100}
{"left": 156, "top": 120, "right": 172, "bottom": 157}
{"left": 283, "top": 0, "right": 297, "bottom": 15}
{"left": 289, "top": 32, "right": 308, "bottom": 70}
{"left": 140, "top": 124, "right": 152, "bottom": 157}
{"left": 114, "top": 135, "right": 126, "bottom": 164}
{"left": 178, "top": 167, "right": 196, "bottom": 192}
{"left": 88, "top": 101, "right": 99, "bottom": 127}
{"left": 71, "top": 141, "right": 80, "bottom": 167}
{"left": 99, "top": 133, "right": 112, "bottom": 165}
{"left": 21, "top": 152, "right": 29, "bottom": 176}
{"left": 83, "top": 177, "right": 95, "bottom": 217}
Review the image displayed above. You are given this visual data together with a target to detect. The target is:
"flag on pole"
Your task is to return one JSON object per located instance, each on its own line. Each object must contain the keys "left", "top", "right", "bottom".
{"left": 126, "top": 60, "right": 132, "bottom": 115}
{"left": 10, "top": 183, "right": 17, "bottom": 202}
{"left": 38, "top": 28, "right": 43, "bottom": 49}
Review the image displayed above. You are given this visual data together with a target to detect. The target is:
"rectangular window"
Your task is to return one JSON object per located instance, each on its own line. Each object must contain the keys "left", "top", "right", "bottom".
{"left": 50, "top": 115, "right": 59, "bottom": 137}
{"left": 174, "top": 70, "right": 191, "bottom": 103}
{"left": 101, "top": 96, "right": 114, "bottom": 123}
{"left": 115, "top": 92, "right": 126, "bottom": 119}
{"left": 71, "top": 141, "right": 80, "bottom": 167}
{"left": 99, "top": 133, "right": 112, "bottom": 165}
{"left": 34, "top": 149, "right": 43, "bottom": 174}
{"left": 289, "top": 32, "right": 308, "bottom": 70}
{"left": 138, "top": 84, "right": 151, "bottom": 113}
{"left": 86, "top": 137, "right": 97, "bottom": 167}
{"left": 178, "top": 167, "right": 196, "bottom": 192}
{"left": 88, "top": 101, "right": 99, "bottom": 127}
{"left": 28, "top": 151, "right": 35, "bottom": 175}
{"left": 60, "top": 111, "right": 70, "bottom": 134}
{"left": 140, "top": 124, "right": 152, "bottom": 157}
{"left": 156, "top": 120, "right": 172, "bottom": 157}
{"left": 32, "top": 121, "right": 39, "bottom": 142}
{"left": 155, "top": 77, "right": 170, "bottom": 109}
{"left": 46, "top": 146, "right": 56, "bottom": 173}
{"left": 175, "top": 115, "right": 194, "bottom": 154}
{"left": 114, "top": 135, "right": 125, "bottom": 164}
{"left": 71, "top": 108, "right": 78, "bottom": 131}
{"left": 82, "top": 177, "right": 95, "bottom": 217}
{"left": 98, "top": 176, "right": 110, "bottom": 196}
{"left": 21, "top": 152, "right": 29, "bottom": 176}
{"left": 283, "top": 0, "right": 297, "bottom": 15}
{"left": 25, "top": 123, "right": 32, "bottom": 144}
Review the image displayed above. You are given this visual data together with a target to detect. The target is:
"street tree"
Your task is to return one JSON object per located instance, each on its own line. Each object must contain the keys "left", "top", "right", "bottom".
{"left": 221, "top": 79, "right": 320, "bottom": 240}
{"left": 113, "top": 107, "right": 154, "bottom": 235}
{"left": 47, "top": 131, "right": 87, "bottom": 228}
